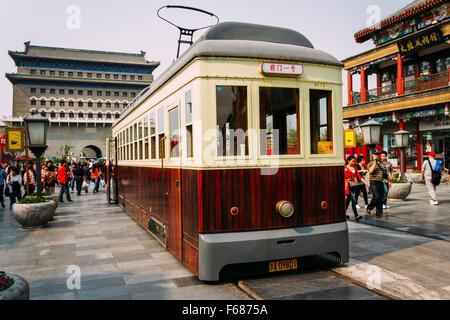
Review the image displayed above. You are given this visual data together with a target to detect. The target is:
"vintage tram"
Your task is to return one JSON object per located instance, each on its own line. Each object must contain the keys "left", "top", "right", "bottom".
{"left": 110, "top": 22, "right": 348, "bottom": 281}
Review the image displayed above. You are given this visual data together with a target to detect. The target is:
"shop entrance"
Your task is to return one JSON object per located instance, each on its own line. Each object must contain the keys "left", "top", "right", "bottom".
{"left": 422, "top": 130, "right": 450, "bottom": 169}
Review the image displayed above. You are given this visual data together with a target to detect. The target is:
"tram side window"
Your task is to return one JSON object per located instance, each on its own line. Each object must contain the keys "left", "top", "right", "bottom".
{"left": 150, "top": 112, "right": 156, "bottom": 159}
{"left": 185, "top": 91, "right": 193, "bottom": 159}
{"left": 169, "top": 107, "right": 180, "bottom": 158}
{"left": 143, "top": 115, "right": 149, "bottom": 160}
{"left": 310, "top": 90, "right": 333, "bottom": 154}
{"left": 158, "top": 108, "right": 165, "bottom": 159}
{"left": 138, "top": 120, "right": 144, "bottom": 160}
{"left": 216, "top": 86, "right": 248, "bottom": 156}
{"left": 259, "top": 87, "right": 300, "bottom": 155}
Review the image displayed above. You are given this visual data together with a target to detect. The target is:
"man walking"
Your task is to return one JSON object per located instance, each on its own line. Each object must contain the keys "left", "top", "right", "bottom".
{"left": 381, "top": 151, "right": 393, "bottom": 209}
{"left": 422, "top": 152, "right": 448, "bottom": 205}
{"left": 58, "top": 160, "right": 73, "bottom": 203}
{"left": 366, "top": 151, "right": 386, "bottom": 219}
{"left": 73, "top": 163, "right": 84, "bottom": 196}
{"left": 0, "top": 164, "right": 7, "bottom": 208}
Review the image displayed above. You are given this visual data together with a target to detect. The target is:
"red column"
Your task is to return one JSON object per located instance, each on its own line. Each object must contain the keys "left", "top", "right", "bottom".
{"left": 416, "top": 121, "right": 422, "bottom": 171}
{"left": 399, "top": 119, "right": 406, "bottom": 170}
{"left": 360, "top": 67, "right": 367, "bottom": 103}
{"left": 397, "top": 54, "right": 404, "bottom": 95}
{"left": 362, "top": 144, "right": 369, "bottom": 163}
{"left": 347, "top": 71, "right": 353, "bottom": 106}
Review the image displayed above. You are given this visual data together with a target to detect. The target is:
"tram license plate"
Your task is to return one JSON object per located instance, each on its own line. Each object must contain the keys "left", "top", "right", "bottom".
{"left": 269, "top": 259, "right": 298, "bottom": 273}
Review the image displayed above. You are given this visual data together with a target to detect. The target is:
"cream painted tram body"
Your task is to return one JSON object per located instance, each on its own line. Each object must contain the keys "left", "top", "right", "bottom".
{"left": 111, "top": 22, "right": 348, "bottom": 281}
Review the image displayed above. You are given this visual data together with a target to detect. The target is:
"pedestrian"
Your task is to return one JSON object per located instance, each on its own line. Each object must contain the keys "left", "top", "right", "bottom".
{"left": 6, "top": 167, "right": 23, "bottom": 210}
{"left": 92, "top": 164, "right": 100, "bottom": 194}
{"left": 73, "top": 162, "right": 84, "bottom": 196}
{"left": 345, "top": 156, "right": 369, "bottom": 221}
{"left": 83, "top": 163, "right": 91, "bottom": 193}
{"left": 58, "top": 160, "right": 73, "bottom": 203}
{"left": 366, "top": 151, "right": 386, "bottom": 219}
{"left": 422, "top": 151, "right": 448, "bottom": 205}
{"left": 69, "top": 163, "right": 76, "bottom": 193}
{"left": 23, "top": 162, "right": 36, "bottom": 196}
{"left": 354, "top": 156, "right": 369, "bottom": 210}
{"left": 44, "top": 164, "right": 58, "bottom": 194}
{"left": 0, "top": 164, "right": 7, "bottom": 208}
{"left": 380, "top": 151, "right": 393, "bottom": 209}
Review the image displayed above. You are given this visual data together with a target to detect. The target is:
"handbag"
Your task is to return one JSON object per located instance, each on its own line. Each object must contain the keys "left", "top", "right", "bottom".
{"left": 347, "top": 177, "right": 361, "bottom": 188}
{"left": 4, "top": 185, "right": 10, "bottom": 197}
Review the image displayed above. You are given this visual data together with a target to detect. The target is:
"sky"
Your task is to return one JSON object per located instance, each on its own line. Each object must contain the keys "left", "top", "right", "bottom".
{"left": 0, "top": 0, "right": 412, "bottom": 119}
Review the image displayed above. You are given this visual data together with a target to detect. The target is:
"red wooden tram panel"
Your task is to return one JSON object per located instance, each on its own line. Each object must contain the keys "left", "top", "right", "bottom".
{"left": 118, "top": 165, "right": 345, "bottom": 276}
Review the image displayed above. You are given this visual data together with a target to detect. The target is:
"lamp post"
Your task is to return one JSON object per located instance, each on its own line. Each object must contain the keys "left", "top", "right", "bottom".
{"left": 359, "top": 118, "right": 382, "bottom": 157}
{"left": 394, "top": 129, "right": 410, "bottom": 181}
{"left": 24, "top": 115, "right": 49, "bottom": 198}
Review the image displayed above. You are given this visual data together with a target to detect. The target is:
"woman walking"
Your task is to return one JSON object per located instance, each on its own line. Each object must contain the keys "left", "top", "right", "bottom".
{"left": 92, "top": 164, "right": 100, "bottom": 194}
{"left": 6, "top": 167, "right": 23, "bottom": 210}
{"left": 345, "top": 156, "right": 369, "bottom": 221}
{"left": 354, "top": 156, "right": 369, "bottom": 210}
{"left": 23, "top": 162, "right": 36, "bottom": 196}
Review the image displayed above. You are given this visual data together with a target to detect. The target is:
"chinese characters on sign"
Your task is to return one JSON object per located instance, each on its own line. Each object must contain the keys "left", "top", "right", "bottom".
{"left": 344, "top": 130, "right": 356, "bottom": 148}
{"left": 5, "top": 128, "right": 24, "bottom": 152}
{"left": 318, "top": 141, "right": 333, "bottom": 154}
{"left": 397, "top": 27, "right": 442, "bottom": 57}
{"left": 261, "top": 63, "right": 303, "bottom": 76}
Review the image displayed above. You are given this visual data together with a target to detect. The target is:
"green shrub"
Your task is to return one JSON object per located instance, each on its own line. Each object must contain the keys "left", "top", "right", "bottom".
{"left": 0, "top": 271, "right": 15, "bottom": 292}
{"left": 18, "top": 196, "right": 49, "bottom": 204}
{"left": 31, "top": 191, "right": 52, "bottom": 197}
{"left": 391, "top": 177, "right": 408, "bottom": 184}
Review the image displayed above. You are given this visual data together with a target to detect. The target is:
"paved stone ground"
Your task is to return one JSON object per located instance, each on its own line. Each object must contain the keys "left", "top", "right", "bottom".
{"left": 347, "top": 184, "right": 450, "bottom": 241}
{"left": 0, "top": 186, "right": 247, "bottom": 300}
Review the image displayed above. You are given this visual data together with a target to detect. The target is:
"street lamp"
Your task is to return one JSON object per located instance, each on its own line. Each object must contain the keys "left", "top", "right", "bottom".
{"left": 359, "top": 118, "right": 382, "bottom": 156}
{"left": 394, "top": 129, "right": 410, "bottom": 181}
{"left": 24, "top": 114, "right": 49, "bottom": 197}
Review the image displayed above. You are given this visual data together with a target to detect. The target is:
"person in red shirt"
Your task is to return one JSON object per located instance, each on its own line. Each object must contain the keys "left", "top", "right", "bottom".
{"left": 58, "top": 160, "right": 73, "bottom": 203}
{"left": 345, "top": 156, "right": 369, "bottom": 221}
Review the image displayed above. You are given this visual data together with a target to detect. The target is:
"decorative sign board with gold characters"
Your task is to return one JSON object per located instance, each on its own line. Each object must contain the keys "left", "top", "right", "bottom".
{"left": 344, "top": 130, "right": 356, "bottom": 148}
{"left": 318, "top": 141, "right": 333, "bottom": 154}
{"left": 5, "top": 128, "right": 25, "bottom": 152}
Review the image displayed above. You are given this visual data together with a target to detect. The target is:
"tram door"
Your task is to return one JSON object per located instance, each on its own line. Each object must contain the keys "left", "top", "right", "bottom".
{"left": 165, "top": 107, "right": 182, "bottom": 259}
{"left": 106, "top": 137, "right": 119, "bottom": 204}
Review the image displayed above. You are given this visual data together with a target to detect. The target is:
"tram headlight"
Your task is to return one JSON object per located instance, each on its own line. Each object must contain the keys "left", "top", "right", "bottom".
{"left": 276, "top": 201, "right": 294, "bottom": 218}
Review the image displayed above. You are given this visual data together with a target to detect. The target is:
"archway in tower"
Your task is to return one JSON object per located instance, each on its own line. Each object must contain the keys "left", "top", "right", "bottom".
{"left": 80, "top": 145, "right": 102, "bottom": 159}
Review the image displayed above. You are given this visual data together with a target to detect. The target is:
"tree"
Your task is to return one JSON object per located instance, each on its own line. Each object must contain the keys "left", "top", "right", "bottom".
{"left": 59, "top": 136, "right": 74, "bottom": 159}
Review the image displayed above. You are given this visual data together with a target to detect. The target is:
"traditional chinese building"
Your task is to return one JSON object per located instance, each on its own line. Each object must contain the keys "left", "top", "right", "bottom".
{"left": 4, "top": 42, "right": 159, "bottom": 159}
{"left": 343, "top": 0, "right": 450, "bottom": 171}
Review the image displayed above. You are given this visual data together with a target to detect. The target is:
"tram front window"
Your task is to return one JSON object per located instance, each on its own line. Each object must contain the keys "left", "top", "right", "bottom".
{"left": 216, "top": 86, "right": 248, "bottom": 156}
{"left": 259, "top": 87, "right": 300, "bottom": 155}
{"left": 310, "top": 90, "right": 333, "bottom": 154}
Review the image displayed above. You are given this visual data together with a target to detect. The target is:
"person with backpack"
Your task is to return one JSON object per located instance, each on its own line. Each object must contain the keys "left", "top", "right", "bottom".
{"left": 421, "top": 152, "right": 448, "bottom": 205}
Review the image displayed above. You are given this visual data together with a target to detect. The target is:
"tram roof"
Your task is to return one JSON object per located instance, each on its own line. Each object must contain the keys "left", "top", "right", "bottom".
{"left": 117, "top": 22, "right": 343, "bottom": 123}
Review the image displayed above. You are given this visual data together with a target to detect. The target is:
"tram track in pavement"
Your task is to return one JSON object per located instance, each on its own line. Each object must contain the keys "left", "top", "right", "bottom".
{"left": 228, "top": 253, "right": 389, "bottom": 300}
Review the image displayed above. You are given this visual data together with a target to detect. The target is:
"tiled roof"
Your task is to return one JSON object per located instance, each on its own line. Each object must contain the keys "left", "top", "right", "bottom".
{"left": 354, "top": 0, "right": 447, "bottom": 43}
{"left": 8, "top": 42, "right": 159, "bottom": 66}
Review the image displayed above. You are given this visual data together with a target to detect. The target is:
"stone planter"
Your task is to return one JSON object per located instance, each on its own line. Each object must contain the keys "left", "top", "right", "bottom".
{"left": 43, "top": 194, "right": 60, "bottom": 211}
{"left": 406, "top": 173, "right": 425, "bottom": 185}
{"left": 0, "top": 274, "right": 30, "bottom": 300}
{"left": 388, "top": 182, "right": 412, "bottom": 200}
{"left": 12, "top": 200, "right": 56, "bottom": 228}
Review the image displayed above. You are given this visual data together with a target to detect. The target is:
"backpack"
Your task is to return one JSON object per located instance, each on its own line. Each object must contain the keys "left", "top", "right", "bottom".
{"left": 427, "top": 159, "right": 442, "bottom": 186}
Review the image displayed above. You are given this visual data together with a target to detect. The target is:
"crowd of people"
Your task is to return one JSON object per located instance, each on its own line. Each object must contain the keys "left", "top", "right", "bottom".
{"left": 0, "top": 159, "right": 107, "bottom": 210}
{"left": 345, "top": 150, "right": 449, "bottom": 220}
